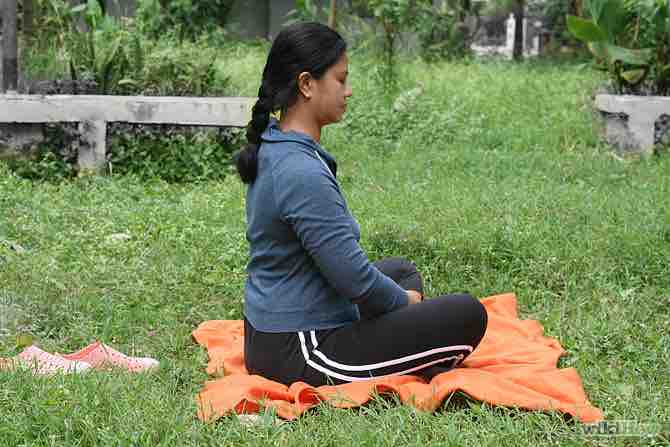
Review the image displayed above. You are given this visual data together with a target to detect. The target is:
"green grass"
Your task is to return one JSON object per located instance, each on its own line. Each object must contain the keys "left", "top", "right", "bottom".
{"left": 1, "top": 52, "right": 669, "bottom": 446}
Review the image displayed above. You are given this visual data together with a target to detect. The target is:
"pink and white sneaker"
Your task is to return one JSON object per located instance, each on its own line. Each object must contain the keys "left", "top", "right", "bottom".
{"left": 17, "top": 345, "right": 92, "bottom": 375}
{"left": 59, "top": 341, "right": 159, "bottom": 373}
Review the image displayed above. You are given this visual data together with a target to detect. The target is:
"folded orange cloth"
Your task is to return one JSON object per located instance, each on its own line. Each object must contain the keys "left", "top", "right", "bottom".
{"left": 192, "top": 293, "right": 604, "bottom": 423}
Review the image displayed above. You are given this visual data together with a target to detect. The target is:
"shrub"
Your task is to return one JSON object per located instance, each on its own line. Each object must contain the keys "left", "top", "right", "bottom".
{"left": 529, "top": 0, "right": 578, "bottom": 47}
{"left": 136, "top": 0, "right": 234, "bottom": 42}
{"left": 22, "top": 1, "right": 230, "bottom": 97}
{"left": 284, "top": 0, "right": 328, "bottom": 25}
{"left": 352, "top": 0, "right": 426, "bottom": 90}
{"left": 567, "top": 0, "right": 670, "bottom": 95}
{"left": 65, "top": 1, "right": 141, "bottom": 94}
{"left": 415, "top": 1, "right": 481, "bottom": 61}
{"left": 2, "top": 125, "right": 243, "bottom": 183}
{"left": 1, "top": 124, "right": 78, "bottom": 181}
{"left": 106, "top": 125, "right": 242, "bottom": 182}
{"left": 119, "top": 35, "right": 229, "bottom": 97}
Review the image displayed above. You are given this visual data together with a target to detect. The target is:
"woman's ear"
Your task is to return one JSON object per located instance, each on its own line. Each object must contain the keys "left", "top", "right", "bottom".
{"left": 297, "top": 72, "right": 313, "bottom": 100}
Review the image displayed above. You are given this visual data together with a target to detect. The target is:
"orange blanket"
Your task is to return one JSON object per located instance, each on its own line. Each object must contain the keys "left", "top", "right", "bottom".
{"left": 192, "top": 293, "right": 604, "bottom": 423}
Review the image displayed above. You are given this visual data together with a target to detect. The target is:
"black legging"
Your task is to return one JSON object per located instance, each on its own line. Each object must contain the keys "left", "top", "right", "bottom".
{"left": 244, "top": 257, "right": 488, "bottom": 386}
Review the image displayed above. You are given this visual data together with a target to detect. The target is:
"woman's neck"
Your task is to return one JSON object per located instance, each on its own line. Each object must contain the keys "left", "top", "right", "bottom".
{"left": 278, "top": 108, "right": 321, "bottom": 143}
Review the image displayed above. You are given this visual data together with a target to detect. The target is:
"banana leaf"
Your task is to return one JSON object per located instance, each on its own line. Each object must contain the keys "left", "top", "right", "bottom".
{"left": 567, "top": 15, "right": 608, "bottom": 42}
{"left": 594, "top": 0, "right": 629, "bottom": 41}
{"left": 606, "top": 44, "right": 653, "bottom": 65}
{"left": 588, "top": 42, "right": 652, "bottom": 66}
{"left": 621, "top": 69, "right": 648, "bottom": 84}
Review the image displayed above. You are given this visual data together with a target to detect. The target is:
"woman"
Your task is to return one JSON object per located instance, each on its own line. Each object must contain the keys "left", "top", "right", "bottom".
{"left": 235, "top": 22, "right": 487, "bottom": 386}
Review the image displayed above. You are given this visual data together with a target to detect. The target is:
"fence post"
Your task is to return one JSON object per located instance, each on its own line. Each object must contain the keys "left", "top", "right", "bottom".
{"left": 2, "top": 0, "right": 19, "bottom": 92}
{"left": 77, "top": 120, "right": 108, "bottom": 174}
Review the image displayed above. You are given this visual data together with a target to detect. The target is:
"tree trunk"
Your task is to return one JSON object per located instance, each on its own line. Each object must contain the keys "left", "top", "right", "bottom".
{"left": 329, "top": 0, "right": 337, "bottom": 30}
{"left": 459, "top": 0, "right": 471, "bottom": 21}
{"left": 22, "top": 0, "right": 35, "bottom": 40}
{"left": 513, "top": 1, "right": 524, "bottom": 60}
{"left": 2, "top": 0, "right": 19, "bottom": 92}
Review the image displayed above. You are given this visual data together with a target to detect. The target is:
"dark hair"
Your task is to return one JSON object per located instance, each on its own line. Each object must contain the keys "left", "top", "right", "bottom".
{"left": 235, "top": 22, "right": 347, "bottom": 183}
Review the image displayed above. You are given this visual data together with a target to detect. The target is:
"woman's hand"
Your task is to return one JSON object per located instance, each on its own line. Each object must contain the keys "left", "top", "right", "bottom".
{"left": 406, "top": 290, "right": 423, "bottom": 305}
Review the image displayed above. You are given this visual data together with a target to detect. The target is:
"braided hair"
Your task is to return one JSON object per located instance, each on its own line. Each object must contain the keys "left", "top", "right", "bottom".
{"left": 235, "top": 22, "right": 347, "bottom": 183}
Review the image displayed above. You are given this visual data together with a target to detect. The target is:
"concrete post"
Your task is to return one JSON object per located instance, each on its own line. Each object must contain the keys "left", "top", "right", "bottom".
{"left": 505, "top": 13, "right": 515, "bottom": 60}
{"left": 77, "top": 120, "right": 107, "bottom": 174}
{"left": 595, "top": 94, "right": 670, "bottom": 154}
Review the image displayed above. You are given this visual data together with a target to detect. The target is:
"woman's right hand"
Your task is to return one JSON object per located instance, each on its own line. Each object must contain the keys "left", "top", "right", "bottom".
{"left": 406, "top": 290, "right": 423, "bottom": 305}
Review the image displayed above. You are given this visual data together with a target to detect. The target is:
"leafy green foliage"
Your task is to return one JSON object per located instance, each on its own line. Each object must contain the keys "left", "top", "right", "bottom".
{"left": 414, "top": 1, "right": 481, "bottom": 61}
{"left": 568, "top": 0, "right": 670, "bottom": 94}
{"left": 283, "top": 0, "right": 328, "bottom": 25}
{"left": 21, "top": 3, "right": 230, "bottom": 97}
{"left": 65, "top": 0, "right": 140, "bottom": 94}
{"left": 118, "top": 36, "right": 229, "bottom": 97}
{"left": 528, "top": 0, "right": 579, "bottom": 47}
{"left": 27, "top": 0, "right": 141, "bottom": 94}
{"left": 3, "top": 126, "right": 242, "bottom": 183}
{"left": 1, "top": 124, "right": 78, "bottom": 181}
{"left": 106, "top": 127, "right": 241, "bottom": 182}
{"left": 136, "top": 0, "right": 234, "bottom": 42}
{"left": 32, "top": 0, "right": 84, "bottom": 50}
{"left": 3, "top": 150, "right": 76, "bottom": 181}
{"left": 353, "top": 0, "right": 429, "bottom": 90}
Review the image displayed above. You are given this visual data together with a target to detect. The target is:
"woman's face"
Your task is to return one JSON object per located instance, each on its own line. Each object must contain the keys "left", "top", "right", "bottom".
{"left": 311, "top": 53, "right": 353, "bottom": 126}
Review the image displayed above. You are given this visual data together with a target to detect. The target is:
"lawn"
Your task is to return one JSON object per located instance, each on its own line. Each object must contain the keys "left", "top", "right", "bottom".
{"left": 1, "top": 50, "right": 669, "bottom": 446}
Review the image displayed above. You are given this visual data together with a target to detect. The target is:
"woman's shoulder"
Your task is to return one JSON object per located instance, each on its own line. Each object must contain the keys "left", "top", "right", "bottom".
{"left": 261, "top": 141, "right": 322, "bottom": 175}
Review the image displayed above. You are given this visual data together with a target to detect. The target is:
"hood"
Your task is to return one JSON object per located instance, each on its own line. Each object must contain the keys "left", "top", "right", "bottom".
{"left": 261, "top": 118, "right": 338, "bottom": 178}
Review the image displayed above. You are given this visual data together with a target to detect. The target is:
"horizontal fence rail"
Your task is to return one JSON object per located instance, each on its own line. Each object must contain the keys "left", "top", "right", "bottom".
{"left": 0, "top": 94, "right": 255, "bottom": 172}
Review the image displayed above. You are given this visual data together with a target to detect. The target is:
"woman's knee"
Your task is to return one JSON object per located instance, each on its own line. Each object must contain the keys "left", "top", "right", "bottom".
{"left": 436, "top": 293, "right": 488, "bottom": 343}
{"left": 460, "top": 294, "right": 488, "bottom": 342}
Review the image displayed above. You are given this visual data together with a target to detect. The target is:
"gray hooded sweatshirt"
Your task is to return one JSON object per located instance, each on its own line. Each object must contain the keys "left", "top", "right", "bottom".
{"left": 243, "top": 118, "right": 408, "bottom": 332}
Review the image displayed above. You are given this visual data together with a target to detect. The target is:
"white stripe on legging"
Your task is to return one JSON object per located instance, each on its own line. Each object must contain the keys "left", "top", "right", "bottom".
{"left": 308, "top": 330, "right": 471, "bottom": 372}
{"left": 298, "top": 331, "right": 311, "bottom": 361}
{"left": 298, "top": 331, "right": 466, "bottom": 381}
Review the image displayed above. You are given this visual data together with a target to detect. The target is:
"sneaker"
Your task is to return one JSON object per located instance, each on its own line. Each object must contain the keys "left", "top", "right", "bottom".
{"left": 17, "top": 345, "right": 92, "bottom": 375}
{"left": 59, "top": 341, "right": 159, "bottom": 373}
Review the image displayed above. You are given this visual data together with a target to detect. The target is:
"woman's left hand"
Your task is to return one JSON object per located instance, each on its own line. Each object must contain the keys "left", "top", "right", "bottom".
{"left": 406, "top": 290, "right": 423, "bottom": 305}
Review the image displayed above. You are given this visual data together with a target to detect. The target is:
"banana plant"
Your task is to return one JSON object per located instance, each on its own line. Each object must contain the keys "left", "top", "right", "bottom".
{"left": 68, "top": 0, "right": 137, "bottom": 94}
{"left": 646, "top": 0, "right": 670, "bottom": 94}
{"left": 567, "top": 0, "right": 663, "bottom": 92}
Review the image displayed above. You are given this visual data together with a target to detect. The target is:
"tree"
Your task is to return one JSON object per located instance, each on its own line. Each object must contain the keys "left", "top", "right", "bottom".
{"left": 512, "top": 0, "right": 524, "bottom": 59}
{"left": 329, "top": 0, "right": 337, "bottom": 29}
{"left": 22, "top": 0, "right": 35, "bottom": 40}
{"left": 2, "top": 0, "right": 19, "bottom": 92}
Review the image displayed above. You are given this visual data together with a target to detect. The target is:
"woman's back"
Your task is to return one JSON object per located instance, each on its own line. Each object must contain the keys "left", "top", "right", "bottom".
{"left": 244, "top": 119, "right": 361, "bottom": 332}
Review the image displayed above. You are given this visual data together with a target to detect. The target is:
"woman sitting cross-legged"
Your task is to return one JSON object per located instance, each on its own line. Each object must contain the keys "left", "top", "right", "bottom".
{"left": 236, "top": 22, "right": 488, "bottom": 386}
